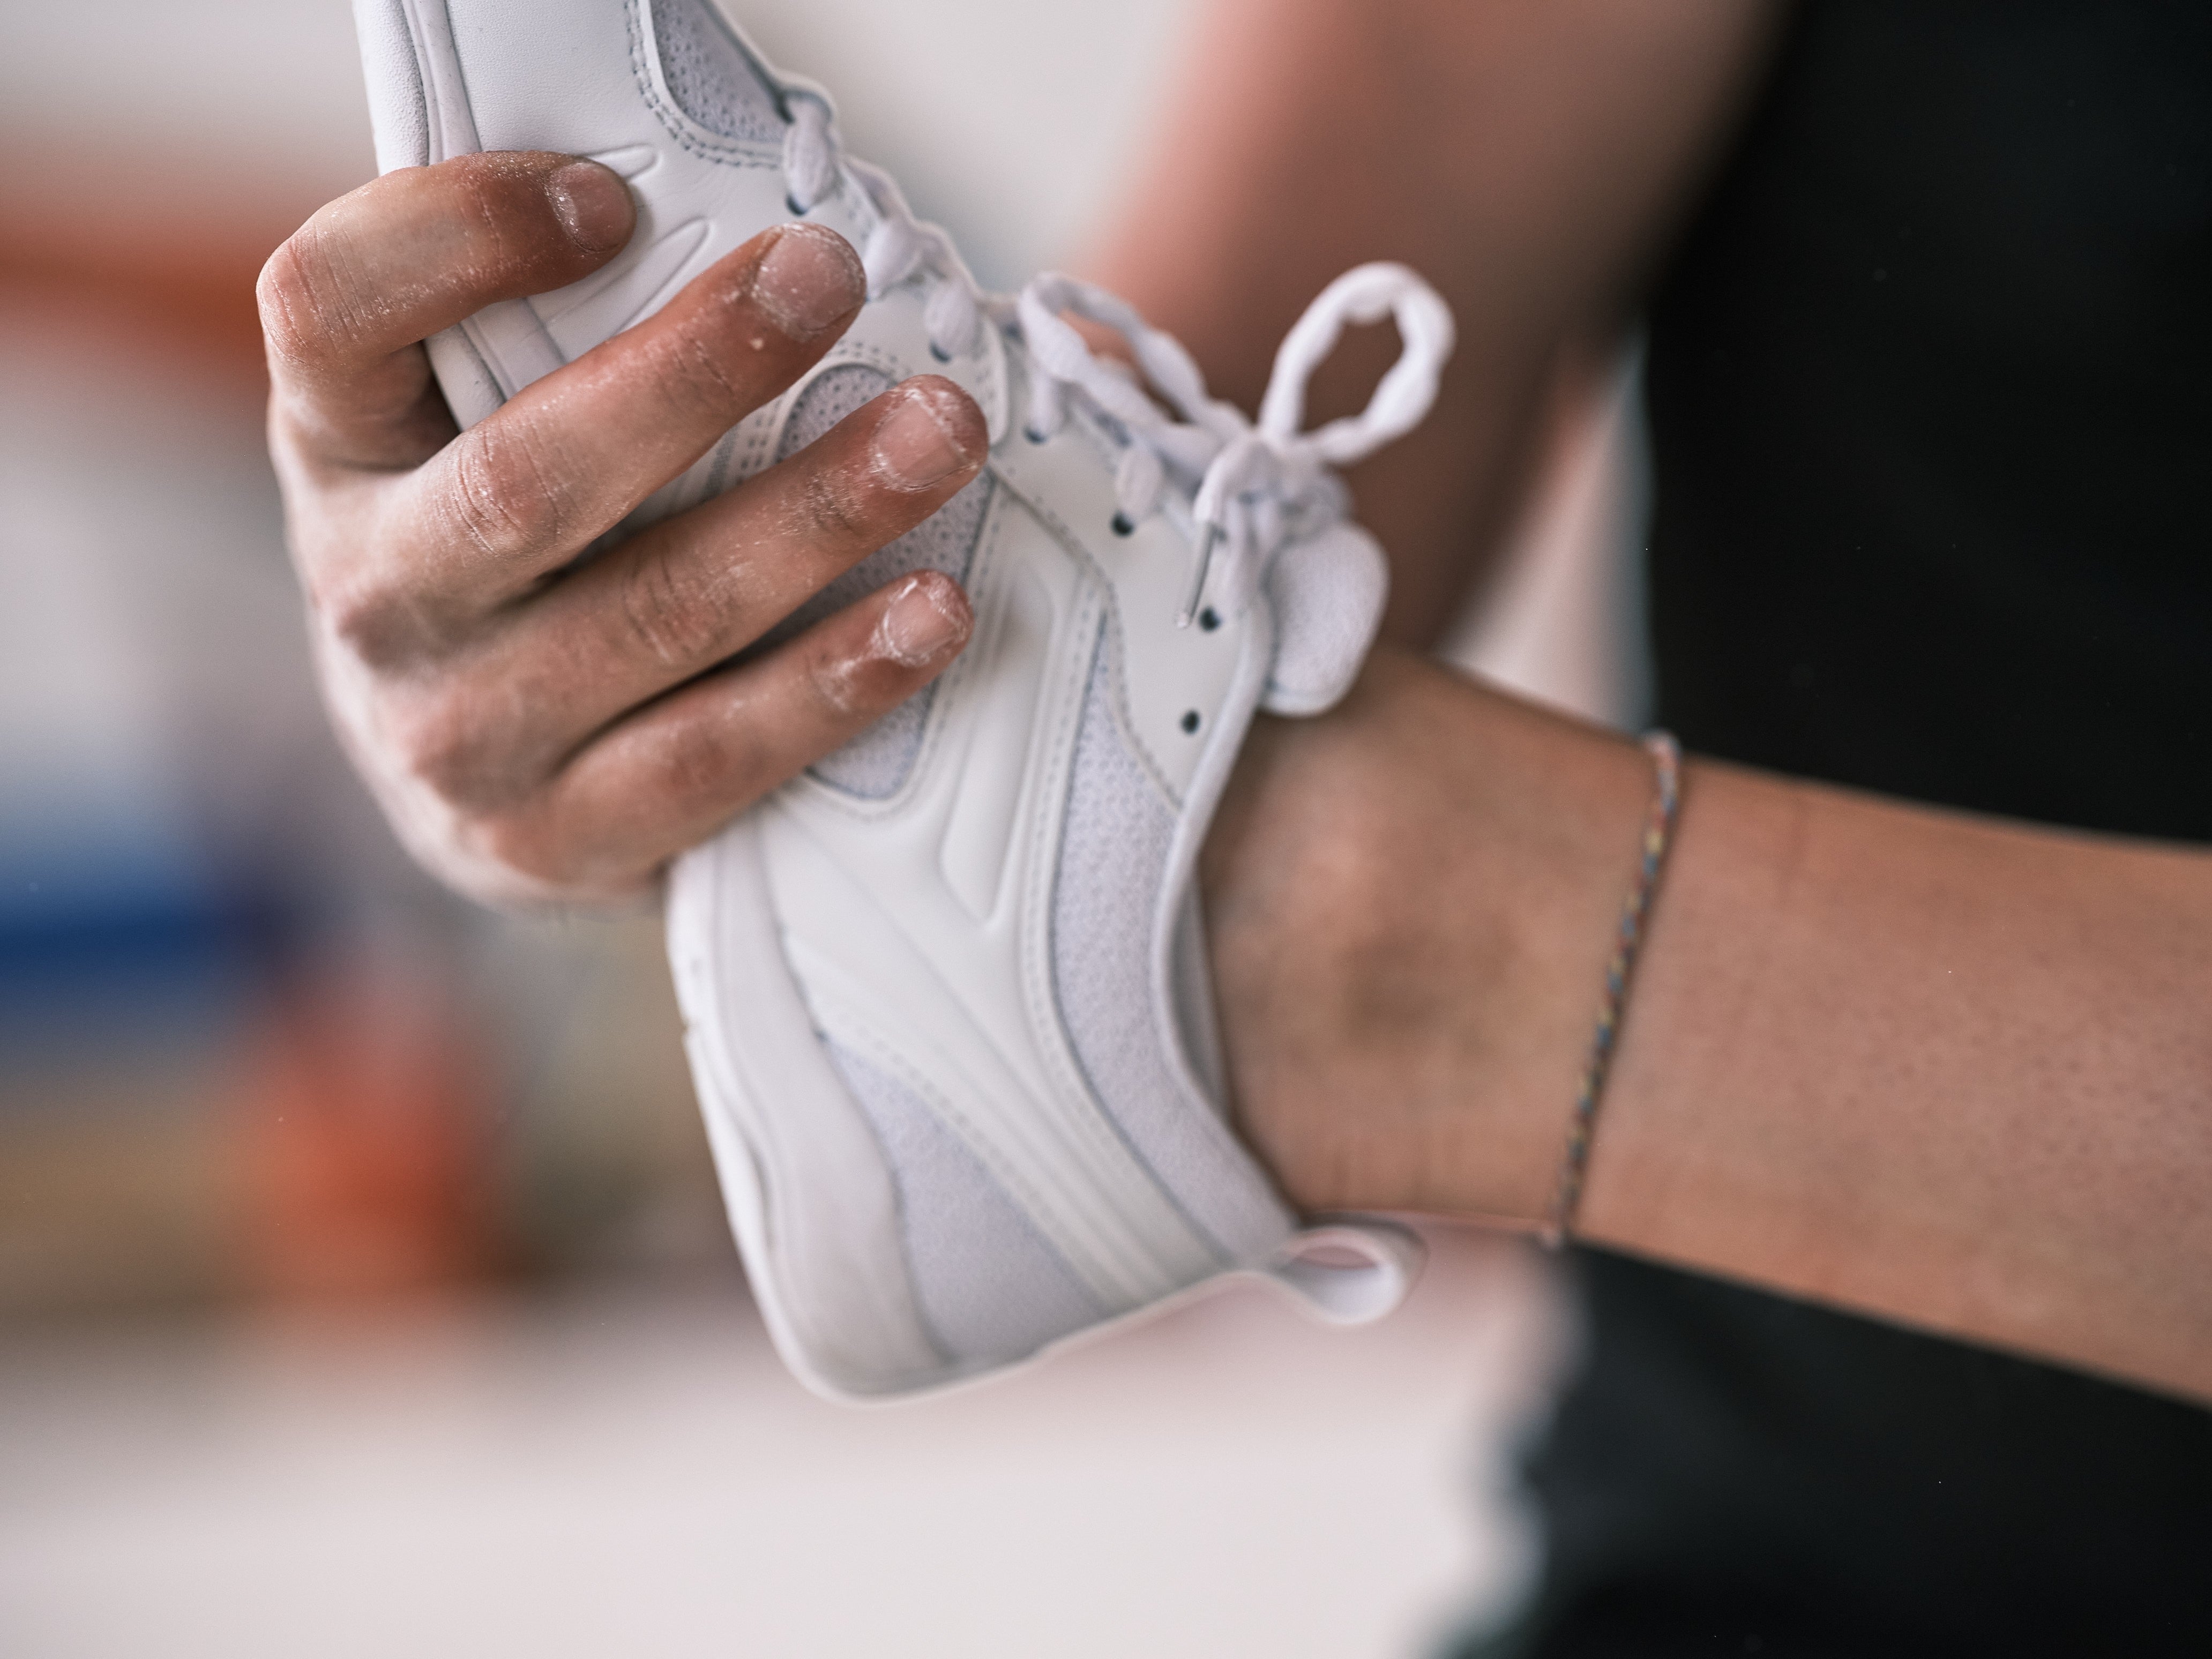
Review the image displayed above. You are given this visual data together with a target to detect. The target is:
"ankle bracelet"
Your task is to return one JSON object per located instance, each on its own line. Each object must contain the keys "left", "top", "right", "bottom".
{"left": 1542, "top": 730, "right": 1683, "bottom": 1250}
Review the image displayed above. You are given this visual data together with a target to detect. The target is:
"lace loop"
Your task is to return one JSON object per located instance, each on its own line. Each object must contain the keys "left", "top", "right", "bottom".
{"left": 923, "top": 280, "right": 983, "bottom": 360}
{"left": 1256, "top": 263, "right": 1456, "bottom": 461}
{"left": 784, "top": 104, "right": 985, "bottom": 360}
{"left": 780, "top": 94, "right": 839, "bottom": 214}
{"left": 776, "top": 110, "right": 1453, "bottom": 623}
{"left": 1113, "top": 443, "right": 1168, "bottom": 525}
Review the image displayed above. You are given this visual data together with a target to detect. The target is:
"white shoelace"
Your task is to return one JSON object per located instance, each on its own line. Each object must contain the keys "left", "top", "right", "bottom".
{"left": 783, "top": 94, "right": 1455, "bottom": 624}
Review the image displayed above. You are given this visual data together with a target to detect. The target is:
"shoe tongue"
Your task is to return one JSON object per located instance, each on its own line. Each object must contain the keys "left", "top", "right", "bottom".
{"left": 649, "top": 0, "right": 787, "bottom": 145}
{"left": 1259, "top": 522, "right": 1390, "bottom": 718}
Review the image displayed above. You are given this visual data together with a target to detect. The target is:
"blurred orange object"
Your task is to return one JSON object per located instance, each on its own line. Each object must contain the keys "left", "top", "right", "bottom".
{"left": 0, "top": 151, "right": 326, "bottom": 401}
{"left": 236, "top": 951, "right": 505, "bottom": 1300}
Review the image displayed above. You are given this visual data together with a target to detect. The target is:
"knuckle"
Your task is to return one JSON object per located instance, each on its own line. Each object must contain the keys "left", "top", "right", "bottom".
{"left": 318, "top": 579, "right": 409, "bottom": 668}
{"left": 795, "top": 465, "right": 878, "bottom": 550}
{"left": 454, "top": 157, "right": 548, "bottom": 249}
{"left": 615, "top": 543, "right": 733, "bottom": 670}
{"left": 655, "top": 711, "right": 765, "bottom": 809}
{"left": 444, "top": 421, "right": 576, "bottom": 562}
{"left": 298, "top": 485, "right": 465, "bottom": 673}
{"left": 373, "top": 662, "right": 562, "bottom": 824}
{"left": 258, "top": 216, "right": 377, "bottom": 376}
{"left": 315, "top": 570, "right": 421, "bottom": 672}
{"left": 465, "top": 808, "right": 650, "bottom": 905}
{"left": 801, "top": 630, "right": 878, "bottom": 720}
{"left": 468, "top": 809, "right": 569, "bottom": 890}
{"left": 255, "top": 235, "right": 326, "bottom": 370}
{"left": 645, "top": 328, "right": 748, "bottom": 426}
{"left": 384, "top": 692, "right": 490, "bottom": 804}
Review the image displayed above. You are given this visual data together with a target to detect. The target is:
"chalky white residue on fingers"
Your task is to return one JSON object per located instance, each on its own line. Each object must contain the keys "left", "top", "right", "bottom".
{"left": 809, "top": 573, "right": 968, "bottom": 718}
{"left": 749, "top": 220, "right": 866, "bottom": 342}
{"left": 871, "top": 571, "right": 969, "bottom": 667}
{"left": 865, "top": 377, "right": 972, "bottom": 493}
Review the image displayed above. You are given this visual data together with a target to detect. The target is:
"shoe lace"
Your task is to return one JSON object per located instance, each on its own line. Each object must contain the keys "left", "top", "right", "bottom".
{"left": 783, "top": 95, "right": 1455, "bottom": 625}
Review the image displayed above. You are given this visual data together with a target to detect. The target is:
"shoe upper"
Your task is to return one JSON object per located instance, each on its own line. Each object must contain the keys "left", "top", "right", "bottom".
{"left": 355, "top": 0, "right": 1442, "bottom": 1397}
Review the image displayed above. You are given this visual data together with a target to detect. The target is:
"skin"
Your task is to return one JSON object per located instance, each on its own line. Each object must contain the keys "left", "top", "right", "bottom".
{"left": 263, "top": 1, "right": 2212, "bottom": 1400}
{"left": 263, "top": 153, "right": 986, "bottom": 902}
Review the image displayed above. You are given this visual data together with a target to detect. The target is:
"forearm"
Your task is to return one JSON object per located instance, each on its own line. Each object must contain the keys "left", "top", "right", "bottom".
{"left": 1205, "top": 651, "right": 2212, "bottom": 1402}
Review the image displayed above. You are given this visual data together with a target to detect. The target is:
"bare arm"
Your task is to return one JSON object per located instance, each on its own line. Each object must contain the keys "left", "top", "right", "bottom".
{"left": 1114, "top": 0, "right": 2212, "bottom": 1401}
{"left": 1080, "top": 0, "right": 1780, "bottom": 643}
{"left": 1205, "top": 653, "right": 2212, "bottom": 1404}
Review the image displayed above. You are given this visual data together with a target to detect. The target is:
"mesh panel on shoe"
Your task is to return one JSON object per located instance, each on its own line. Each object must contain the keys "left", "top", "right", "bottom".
{"left": 649, "top": 0, "right": 783, "bottom": 145}
{"left": 1049, "top": 622, "right": 1291, "bottom": 1262}
{"left": 774, "top": 364, "right": 993, "bottom": 798}
{"left": 827, "top": 1042, "right": 1102, "bottom": 1367}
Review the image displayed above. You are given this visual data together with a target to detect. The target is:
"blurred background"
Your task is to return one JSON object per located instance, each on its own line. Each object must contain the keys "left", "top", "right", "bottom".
{"left": 0, "top": 2, "right": 1647, "bottom": 1654}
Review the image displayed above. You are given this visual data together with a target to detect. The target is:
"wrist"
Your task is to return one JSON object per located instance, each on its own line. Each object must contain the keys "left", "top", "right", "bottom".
{"left": 1202, "top": 648, "right": 1656, "bottom": 1225}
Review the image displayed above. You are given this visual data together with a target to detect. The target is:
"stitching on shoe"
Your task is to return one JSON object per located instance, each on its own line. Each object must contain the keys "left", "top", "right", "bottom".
{"left": 733, "top": 392, "right": 779, "bottom": 483}
{"left": 698, "top": 424, "right": 742, "bottom": 500}
{"left": 626, "top": 0, "right": 783, "bottom": 173}
{"left": 1008, "top": 604, "right": 1219, "bottom": 1291}
{"left": 993, "top": 414, "right": 1184, "bottom": 809}
{"left": 1038, "top": 616, "right": 1234, "bottom": 1268}
{"left": 1017, "top": 607, "right": 1163, "bottom": 1238}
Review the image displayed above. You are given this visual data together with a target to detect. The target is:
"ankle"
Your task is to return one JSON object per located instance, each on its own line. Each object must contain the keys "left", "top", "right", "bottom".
{"left": 1202, "top": 650, "right": 1655, "bottom": 1224}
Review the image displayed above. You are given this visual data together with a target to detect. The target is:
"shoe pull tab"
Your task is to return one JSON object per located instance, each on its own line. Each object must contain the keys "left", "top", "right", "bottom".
{"left": 1265, "top": 1218, "right": 1425, "bottom": 1326}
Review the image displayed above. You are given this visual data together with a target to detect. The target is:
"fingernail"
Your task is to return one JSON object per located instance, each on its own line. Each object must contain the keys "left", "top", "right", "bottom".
{"left": 750, "top": 222, "right": 864, "bottom": 340}
{"left": 545, "top": 161, "right": 632, "bottom": 253}
{"left": 872, "top": 385, "right": 967, "bottom": 489}
{"left": 875, "top": 574, "right": 970, "bottom": 667}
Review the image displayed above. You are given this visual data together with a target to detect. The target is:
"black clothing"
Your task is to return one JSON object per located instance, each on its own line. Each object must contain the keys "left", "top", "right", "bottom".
{"left": 1507, "top": 2, "right": 2212, "bottom": 1652}
{"left": 1647, "top": 0, "right": 2211, "bottom": 834}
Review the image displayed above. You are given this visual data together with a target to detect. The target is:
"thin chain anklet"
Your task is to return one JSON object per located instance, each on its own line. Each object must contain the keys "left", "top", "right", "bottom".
{"left": 1542, "top": 730, "right": 1682, "bottom": 1250}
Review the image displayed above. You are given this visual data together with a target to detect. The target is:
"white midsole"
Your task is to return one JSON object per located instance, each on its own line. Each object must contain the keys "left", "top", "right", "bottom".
{"left": 666, "top": 820, "right": 946, "bottom": 1399}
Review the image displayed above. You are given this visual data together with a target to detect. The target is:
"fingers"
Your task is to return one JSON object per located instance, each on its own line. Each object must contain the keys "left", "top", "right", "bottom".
{"left": 261, "top": 152, "right": 636, "bottom": 468}
{"left": 264, "top": 152, "right": 983, "bottom": 908}
{"left": 334, "top": 221, "right": 869, "bottom": 646}
{"left": 461, "top": 376, "right": 987, "bottom": 763}
{"left": 474, "top": 571, "right": 976, "bottom": 898}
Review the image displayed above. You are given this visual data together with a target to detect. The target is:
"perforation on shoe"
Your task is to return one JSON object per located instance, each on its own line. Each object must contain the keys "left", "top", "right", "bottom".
{"left": 772, "top": 100, "right": 1454, "bottom": 629}
{"left": 648, "top": 0, "right": 782, "bottom": 144}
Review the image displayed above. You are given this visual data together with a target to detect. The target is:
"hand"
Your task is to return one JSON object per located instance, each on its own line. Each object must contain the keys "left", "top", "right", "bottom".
{"left": 261, "top": 152, "right": 985, "bottom": 904}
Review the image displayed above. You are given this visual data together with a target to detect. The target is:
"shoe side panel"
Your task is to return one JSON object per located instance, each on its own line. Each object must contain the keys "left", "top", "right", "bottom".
{"left": 1048, "top": 619, "right": 1298, "bottom": 1265}
{"left": 987, "top": 408, "right": 1246, "bottom": 804}
{"left": 825, "top": 1042, "right": 1108, "bottom": 1369}
{"left": 387, "top": 0, "right": 1008, "bottom": 436}
{"left": 759, "top": 495, "right": 1221, "bottom": 1308}
{"left": 989, "top": 390, "right": 1302, "bottom": 1265}
{"left": 667, "top": 824, "right": 944, "bottom": 1398}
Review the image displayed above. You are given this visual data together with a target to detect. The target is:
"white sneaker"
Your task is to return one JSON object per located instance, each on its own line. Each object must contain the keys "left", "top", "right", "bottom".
{"left": 356, "top": 0, "right": 1451, "bottom": 1398}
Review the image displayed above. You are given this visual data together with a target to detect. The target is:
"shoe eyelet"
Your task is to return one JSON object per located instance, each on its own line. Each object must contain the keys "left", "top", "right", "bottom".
{"left": 1179, "top": 710, "right": 1201, "bottom": 734}
{"left": 1110, "top": 512, "right": 1135, "bottom": 537}
{"left": 929, "top": 342, "right": 952, "bottom": 363}
{"left": 785, "top": 192, "right": 809, "bottom": 217}
{"left": 1198, "top": 607, "right": 1222, "bottom": 632}
{"left": 1023, "top": 424, "right": 1048, "bottom": 445}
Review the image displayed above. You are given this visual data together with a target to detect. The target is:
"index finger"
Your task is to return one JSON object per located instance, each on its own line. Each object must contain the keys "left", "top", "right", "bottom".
{"left": 259, "top": 151, "right": 635, "bottom": 469}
